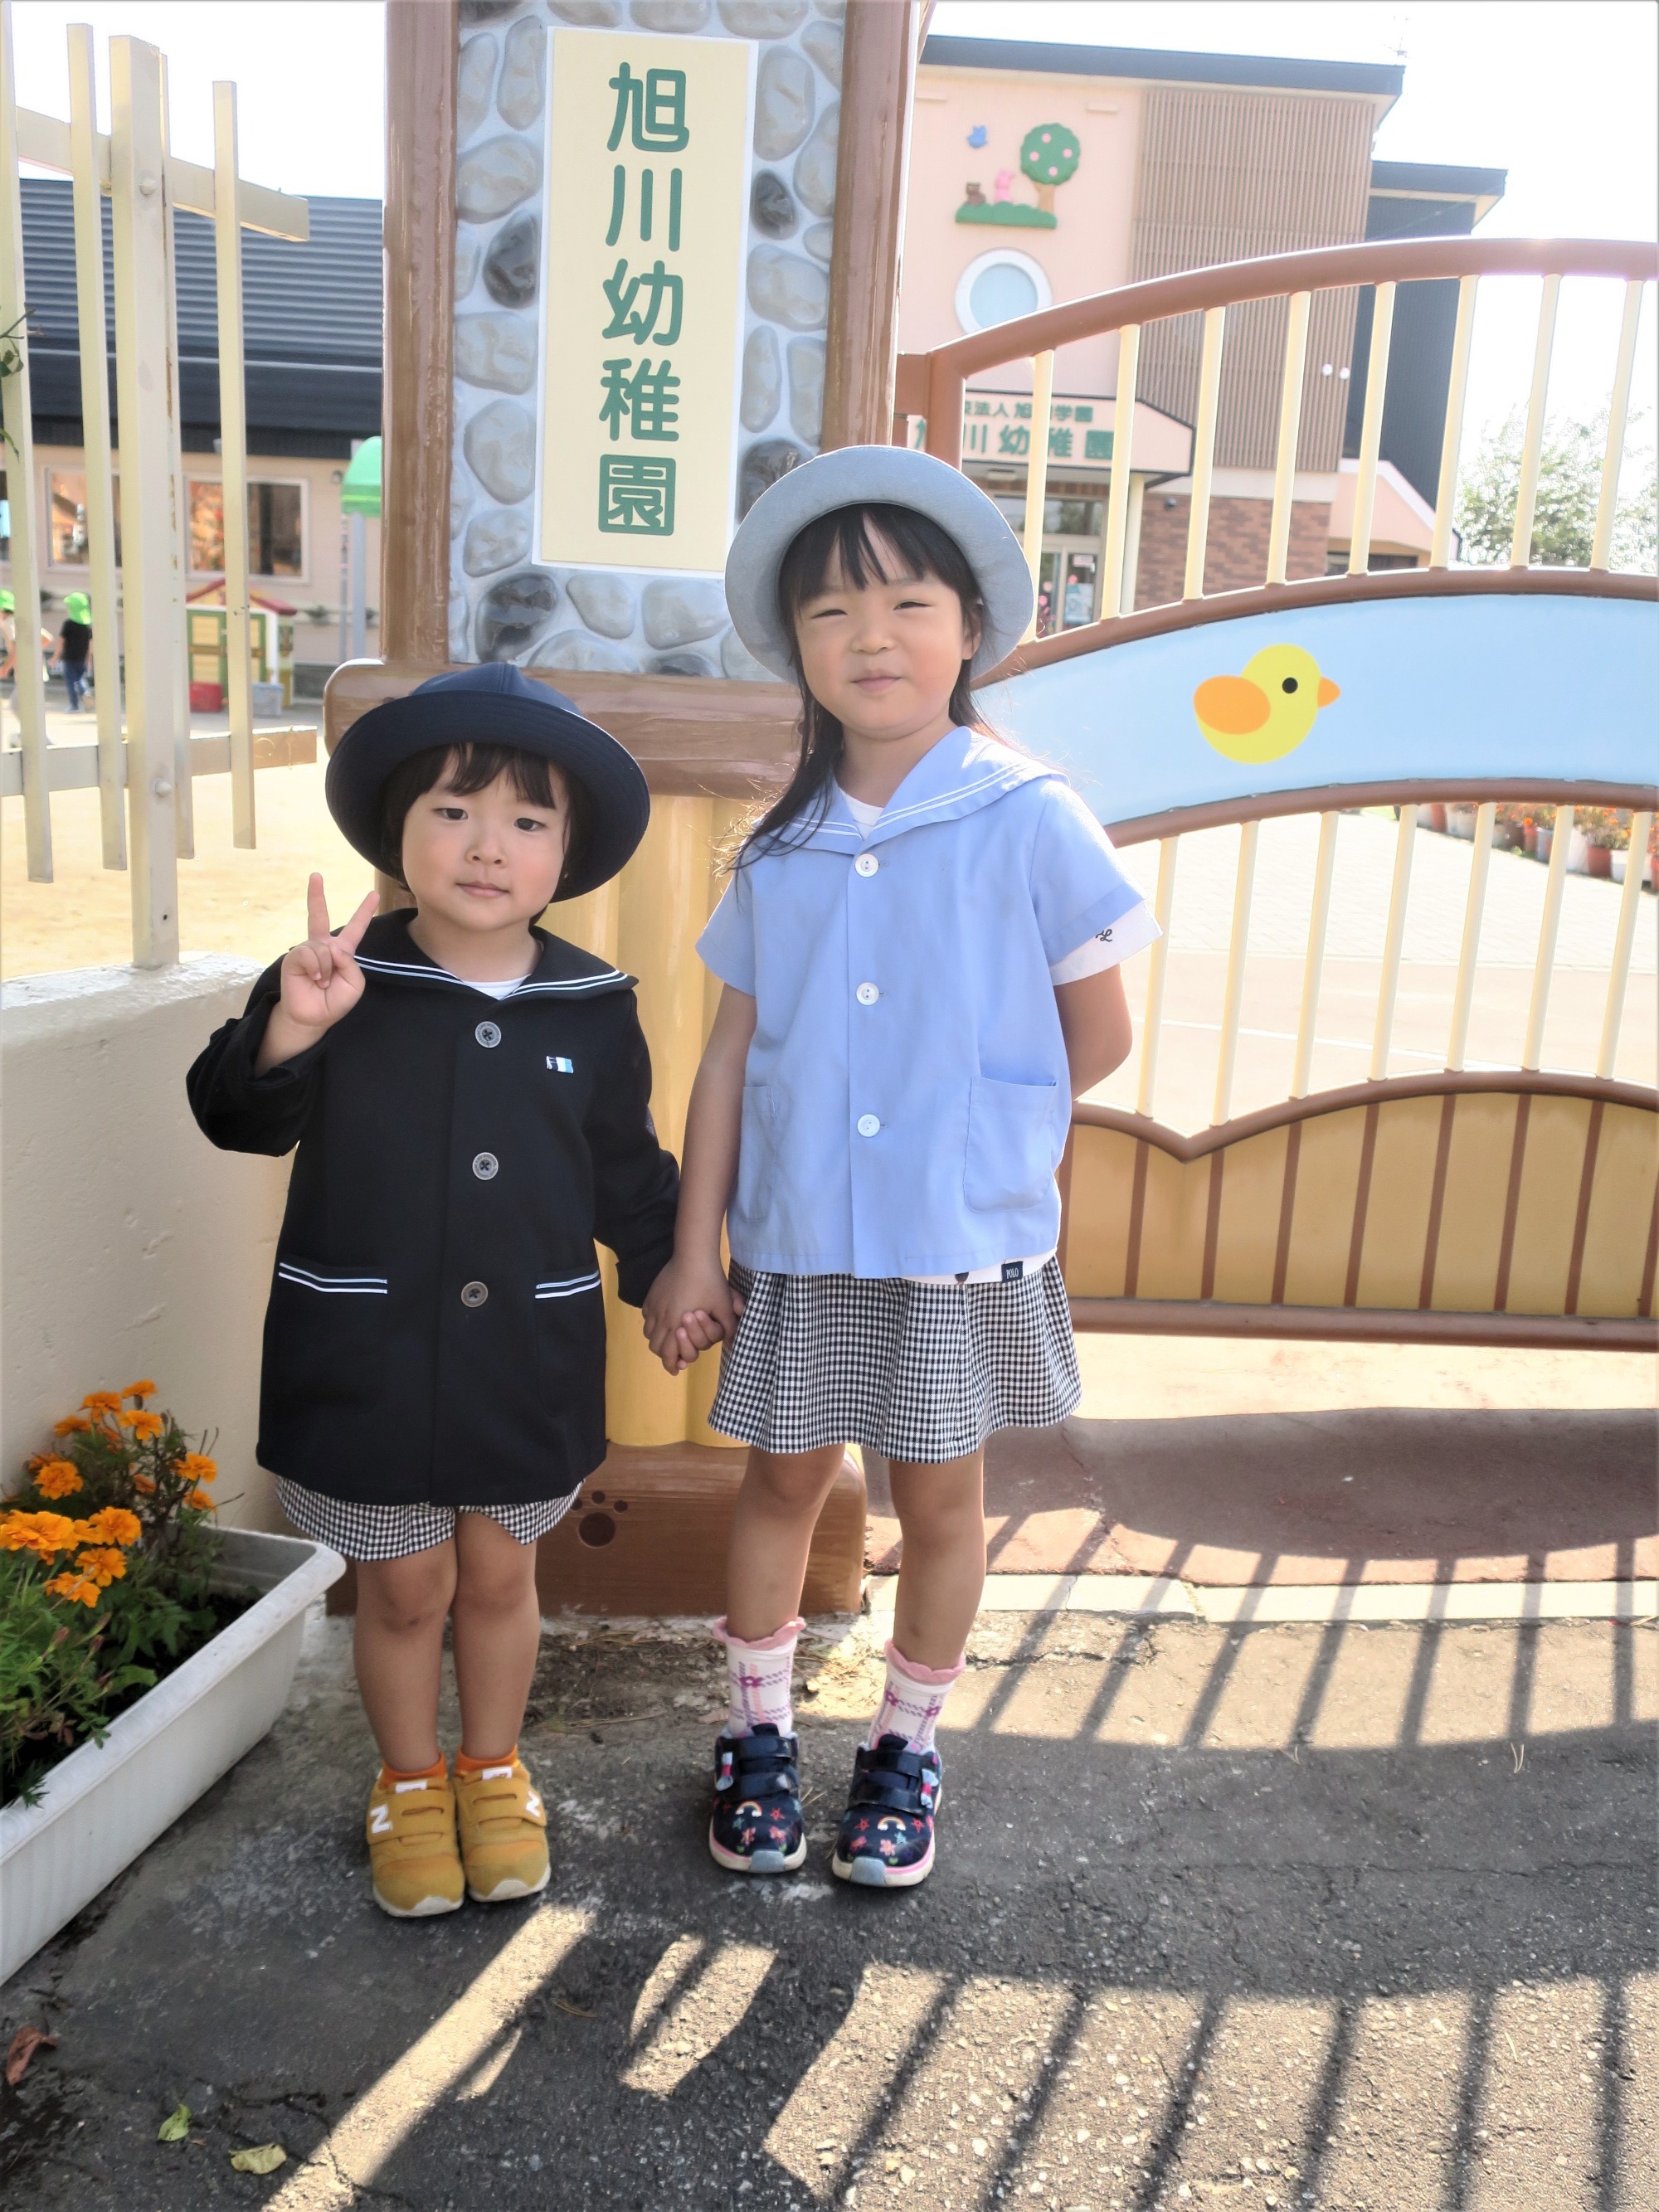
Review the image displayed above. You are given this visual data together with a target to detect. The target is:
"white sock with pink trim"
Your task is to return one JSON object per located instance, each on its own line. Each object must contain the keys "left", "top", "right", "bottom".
{"left": 713, "top": 1616, "right": 804, "bottom": 1738}
{"left": 866, "top": 1641, "right": 966, "bottom": 1754}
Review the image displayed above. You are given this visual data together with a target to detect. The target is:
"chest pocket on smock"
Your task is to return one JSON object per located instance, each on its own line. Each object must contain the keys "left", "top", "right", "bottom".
{"left": 963, "top": 1077, "right": 1061, "bottom": 1212}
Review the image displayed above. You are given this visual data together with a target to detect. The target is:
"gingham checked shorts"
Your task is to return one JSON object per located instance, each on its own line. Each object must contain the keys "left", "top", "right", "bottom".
{"left": 275, "top": 1479, "right": 578, "bottom": 1563}
{"left": 708, "top": 1258, "right": 1081, "bottom": 1462}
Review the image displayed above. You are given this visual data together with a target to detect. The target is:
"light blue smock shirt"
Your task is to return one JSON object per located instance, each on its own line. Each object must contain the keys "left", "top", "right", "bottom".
{"left": 696, "top": 725, "right": 1151, "bottom": 1279}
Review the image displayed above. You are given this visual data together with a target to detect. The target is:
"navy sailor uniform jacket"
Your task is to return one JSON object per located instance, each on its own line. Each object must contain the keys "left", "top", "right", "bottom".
{"left": 186, "top": 913, "right": 679, "bottom": 1508}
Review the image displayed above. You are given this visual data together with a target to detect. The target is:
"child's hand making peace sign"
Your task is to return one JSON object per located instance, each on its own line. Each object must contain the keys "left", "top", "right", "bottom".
{"left": 255, "top": 873, "right": 379, "bottom": 1075}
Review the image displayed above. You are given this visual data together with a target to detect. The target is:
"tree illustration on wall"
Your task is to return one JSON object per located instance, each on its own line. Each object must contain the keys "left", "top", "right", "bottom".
{"left": 1021, "top": 123, "right": 1080, "bottom": 214}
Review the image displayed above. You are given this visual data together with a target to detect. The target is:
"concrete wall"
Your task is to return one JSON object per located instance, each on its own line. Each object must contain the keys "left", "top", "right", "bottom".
{"left": 2, "top": 960, "right": 289, "bottom": 1528}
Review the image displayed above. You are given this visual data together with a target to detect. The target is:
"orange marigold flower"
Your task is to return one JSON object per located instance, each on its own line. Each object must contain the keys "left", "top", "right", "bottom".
{"left": 75, "top": 1546, "right": 129, "bottom": 1587}
{"left": 132, "top": 1471, "right": 157, "bottom": 1495}
{"left": 53, "top": 1414, "right": 92, "bottom": 1436}
{"left": 0, "top": 1510, "right": 83, "bottom": 1558}
{"left": 34, "top": 1459, "right": 84, "bottom": 1500}
{"left": 82, "top": 1391, "right": 124, "bottom": 1415}
{"left": 125, "top": 1411, "right": 165, "bottom": 1441}
{"left": 45, "top": 1571, "right": 102, "bottom": 1607}
{"left": 124, "top": 1380, "right": 158, "bottom": 1401}
{"left": 187, "top": 1488, "right": 216, "bottom": 1512}
{"left": 72, "top": 1505, "right": 143, "bottom": 1548}
{"left": 179, "top": 1453, "right": 217, "bottom": 1485}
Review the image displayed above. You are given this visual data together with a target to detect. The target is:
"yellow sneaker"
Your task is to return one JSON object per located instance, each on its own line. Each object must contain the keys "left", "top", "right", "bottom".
{"left": 454, "top": 1752, "right": 551, "bottom": 1903}
{"left": 366, "top": 1765, "right": 465, "bottom": 1918}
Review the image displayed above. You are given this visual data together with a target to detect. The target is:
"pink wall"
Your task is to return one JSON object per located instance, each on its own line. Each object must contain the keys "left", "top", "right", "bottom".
{"left": 899, "top": 66, "right": 1146, "bottom": 397}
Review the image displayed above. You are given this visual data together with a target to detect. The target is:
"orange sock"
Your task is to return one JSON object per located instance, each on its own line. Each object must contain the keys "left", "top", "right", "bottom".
{"left": 455, "top": 1744, "right": 517, "bottom": 1773}
{"left": 378, "top": 1753, "right": 446, "bottom": 1787}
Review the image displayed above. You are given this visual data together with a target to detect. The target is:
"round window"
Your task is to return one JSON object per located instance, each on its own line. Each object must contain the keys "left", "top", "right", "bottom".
{"left": 970, "top": 261, "right": 1039, "bottom": 328}
{"left": 954, "top": 248, "right": 1053, "bottom": 338}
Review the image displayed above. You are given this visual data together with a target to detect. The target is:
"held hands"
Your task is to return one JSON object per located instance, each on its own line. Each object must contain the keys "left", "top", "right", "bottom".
{"left": 642, "top": 1256, "right": 745, "bottom": 1377}
{"left": 255, "top": 874, "right": 379, "bottom": 1074}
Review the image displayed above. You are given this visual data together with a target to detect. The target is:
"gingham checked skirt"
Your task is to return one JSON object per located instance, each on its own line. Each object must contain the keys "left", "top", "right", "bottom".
{"left": 708, "top": 1259, "right": 1081, "bottom": 1461}
{"left": 275, "top": 1480, "right": 577, "bottom": 1563}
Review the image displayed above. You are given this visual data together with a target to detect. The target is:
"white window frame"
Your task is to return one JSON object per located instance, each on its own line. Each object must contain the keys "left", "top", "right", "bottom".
{"left": 185, "top": 471, "right": 310, "bottom": 586}
{"left": 954, "top": 247, "right": 1053, "bottom": 338}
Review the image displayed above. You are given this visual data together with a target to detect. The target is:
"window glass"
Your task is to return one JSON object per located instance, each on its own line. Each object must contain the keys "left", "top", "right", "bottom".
{"left": 189, "top": 479, "right": 225, "bottom": 573}
{"left": 45, "top": 470, "right": 123, "bottom": 566}
{"left": 991, "top": 495, "right": 1103, "bottom": 538}
{"left": 967, "top": 261, "right": 1040, "bottom": 330}
{"left": 188, "top": 479, "right": 304, "bottom": 577}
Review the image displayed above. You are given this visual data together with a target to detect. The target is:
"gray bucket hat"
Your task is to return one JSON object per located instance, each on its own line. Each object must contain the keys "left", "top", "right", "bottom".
{"left": 723, "top": 445, "right": 1034, "bottom": 681}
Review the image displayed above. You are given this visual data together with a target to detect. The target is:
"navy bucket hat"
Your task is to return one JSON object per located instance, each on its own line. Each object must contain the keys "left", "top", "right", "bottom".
{"left": 325, "top": 663, "right": 650, "bottom": 900}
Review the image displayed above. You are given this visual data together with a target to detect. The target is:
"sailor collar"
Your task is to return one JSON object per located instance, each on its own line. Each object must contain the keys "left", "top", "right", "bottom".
{"left": 352, "top": 912, "right": 635, "bottom": 1000}
{"left": 770, "top": 725, "right": 1056, "bottom": 857}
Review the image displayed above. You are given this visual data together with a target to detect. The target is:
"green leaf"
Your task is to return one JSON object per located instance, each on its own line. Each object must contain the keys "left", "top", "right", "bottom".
{"left": 230, "top": 2143, "right": 288, "bottom": 2174}
{"left": 157, "top": 2102, "right": 191, "bottom": 2142}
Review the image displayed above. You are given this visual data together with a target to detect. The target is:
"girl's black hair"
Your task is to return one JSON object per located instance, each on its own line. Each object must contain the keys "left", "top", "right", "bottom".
{"left": 376, "top": 741, "right": 591, "bottom": 897}
{"left": 739, "top": 503, "right": 985, "bottom": 862}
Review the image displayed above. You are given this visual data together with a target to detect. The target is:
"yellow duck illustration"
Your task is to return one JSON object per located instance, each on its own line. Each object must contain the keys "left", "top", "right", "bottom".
{"left": 1193, "top": 644, "right": 1340, "bottom": 763}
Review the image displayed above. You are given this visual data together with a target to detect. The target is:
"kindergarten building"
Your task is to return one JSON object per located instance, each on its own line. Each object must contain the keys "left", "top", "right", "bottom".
{"left": 902, "top": 33, "right": 1506, "bottom": 630}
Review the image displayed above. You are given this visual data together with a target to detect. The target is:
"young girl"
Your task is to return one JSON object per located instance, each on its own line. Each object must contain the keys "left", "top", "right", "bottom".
{"left": 644, "top": 447, "right": 1156, "bottom": 1889}
{"left": 189, "top": 662, "right": 678, "bottom": 1918}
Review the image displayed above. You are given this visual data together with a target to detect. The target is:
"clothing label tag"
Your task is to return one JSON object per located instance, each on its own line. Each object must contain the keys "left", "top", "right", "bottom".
{"left": 547, "top": 1056, "right": 575, "bottom": 1073}
{"left": 1000, "top": 1259, "right": 1024, "bottom": 1282}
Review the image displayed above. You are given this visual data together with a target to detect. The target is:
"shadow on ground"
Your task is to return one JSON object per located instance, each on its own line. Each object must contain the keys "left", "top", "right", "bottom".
{"left": 3, "top": 1609, "right": 1656, "bottom": 2210}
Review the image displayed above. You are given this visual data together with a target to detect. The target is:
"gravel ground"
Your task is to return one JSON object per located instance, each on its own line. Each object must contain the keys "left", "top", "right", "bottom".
{"left": 2, "top": 1608, "right": 1655, "bottom": 2211}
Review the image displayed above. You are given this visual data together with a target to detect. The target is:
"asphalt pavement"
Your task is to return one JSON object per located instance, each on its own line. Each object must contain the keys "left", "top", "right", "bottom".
{"left": 4, "top": 1605, "right": 1654, "bottom": 2212}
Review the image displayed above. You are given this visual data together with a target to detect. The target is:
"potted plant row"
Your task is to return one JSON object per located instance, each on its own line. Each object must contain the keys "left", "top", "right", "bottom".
{"left": 0, "top": 1385, "right": 343, "bottom": 1985}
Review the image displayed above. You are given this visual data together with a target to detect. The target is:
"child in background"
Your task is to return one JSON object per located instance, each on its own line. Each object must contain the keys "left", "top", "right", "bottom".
{"left": 189, "top": 664, "right": 679, "bottom": 1918}
{"left": 53, "top": 591, "right": 93, "bottom": 712}
{"left": 645, "top": 448, "right": 1156, "bottom": 1888}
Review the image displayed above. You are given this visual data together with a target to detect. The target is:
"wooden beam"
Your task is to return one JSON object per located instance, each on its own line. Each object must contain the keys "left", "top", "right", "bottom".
{"left": 820, "top": 0, "right": 920, "bottom": 450}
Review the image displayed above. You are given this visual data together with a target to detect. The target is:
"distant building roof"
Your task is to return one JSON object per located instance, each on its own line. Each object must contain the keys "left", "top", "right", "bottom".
{"left": 20, "top": 178, "right": 382, "bottom": 457}
{"left": 1370, "top": 158, "right": 1508, "bottom": 218}
{"left": 920, "top": 34, "right": 1404, "bottom": 104}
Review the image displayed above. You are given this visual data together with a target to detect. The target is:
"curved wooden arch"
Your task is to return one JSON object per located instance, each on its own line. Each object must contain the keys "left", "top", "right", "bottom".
{"left": 1060, "top": 1076, "right": 1659, "bottom": 1352}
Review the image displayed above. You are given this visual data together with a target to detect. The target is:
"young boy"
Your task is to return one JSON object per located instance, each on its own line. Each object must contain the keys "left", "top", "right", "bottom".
{"left": 188, "top": 663, "right": 678, "bottom": 1916}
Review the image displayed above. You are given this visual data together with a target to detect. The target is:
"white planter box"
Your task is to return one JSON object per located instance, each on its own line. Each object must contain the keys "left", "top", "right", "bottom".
{"left": 0, "top": 1526, "right": 343, "bottom": 1986}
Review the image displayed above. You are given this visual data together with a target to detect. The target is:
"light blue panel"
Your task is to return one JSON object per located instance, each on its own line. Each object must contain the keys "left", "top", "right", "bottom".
{"left": 985, "top": 590, "right": 1659, "bottom": 828}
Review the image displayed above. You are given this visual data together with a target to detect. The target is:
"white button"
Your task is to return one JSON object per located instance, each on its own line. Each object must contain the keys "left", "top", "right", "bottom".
{"left": 472, "top": 1152, "right": 499, "bottom": 1180}
{"left": 855, "top": 982, "right": 879, "bottom": 1006}
{"left": 856, "top": 1113, "right": 881, "bottom": 1138}
{"left": 460, "top": 1280, "right": 489, "bottom": 1308}
{"left": 474, "top": 1020, "right": 501, "bottom": 1048}
{"left": 854, "top": 852, "right": 879, "bottom": 877}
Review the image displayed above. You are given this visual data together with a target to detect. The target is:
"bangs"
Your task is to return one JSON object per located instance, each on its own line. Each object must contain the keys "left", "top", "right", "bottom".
{"left": 431, "top": 742, "right": 564, "bottom": 808}
{"left": 775, "top": 502, "right": 985, "bottom": 653}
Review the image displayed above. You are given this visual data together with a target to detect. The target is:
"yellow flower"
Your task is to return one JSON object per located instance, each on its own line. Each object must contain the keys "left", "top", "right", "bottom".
{"left": 75, "top": 1546, "right": 129, "bottom": 1587}
{"left": 0, "top": 1510, "right": 83, "bottom": 1559}
{"left": 124, "top": 1379, "right": 158, "bottom": 1401}
{"left": 187, "top": 1489, "right": 216, "bottom": 1513}
{"left": 34, "top": 1459, "right": 84, "bottom": 1500}
{"left": 72, "top": 1505, "right": 143, "bottom": 1548}
{"left": 132, "top": 1471, "right": 157, "bottom": 1495}
{"left": 179, "top": 1453, "right": 217, "bottom": 1485}
{"left": 53, "top": 1414, "right": 92, "bottom": 1437}
{"left": 124, "top": 1411, "right": 165, "bottom": 1441}
{"left": 45, "top": 1570, "right": 102, "bottom": 1607}
{"left": 82, "top": 1391, "right": 124, "bottom": 1415}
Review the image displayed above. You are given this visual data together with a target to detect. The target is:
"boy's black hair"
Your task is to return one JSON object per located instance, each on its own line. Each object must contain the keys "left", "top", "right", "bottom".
{"left": 375, "top": 741, "right": 591, "bottom": 895}
{"left": 740, "top": 503, "right": 985, "bottom": 862}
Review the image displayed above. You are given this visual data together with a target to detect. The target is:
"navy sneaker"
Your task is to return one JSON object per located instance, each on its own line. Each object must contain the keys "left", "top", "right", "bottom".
{"left": 830, "top": 1734, "right": 941, "bottom": 1889}
{"left": 708, "top": 1723, "right": 806, "bottom": 1874}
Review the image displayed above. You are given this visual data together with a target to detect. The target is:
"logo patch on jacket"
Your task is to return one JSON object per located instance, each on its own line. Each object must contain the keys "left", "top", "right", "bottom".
{"left": 547, "top": 1055, "right": 574, "bottom": 1073}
